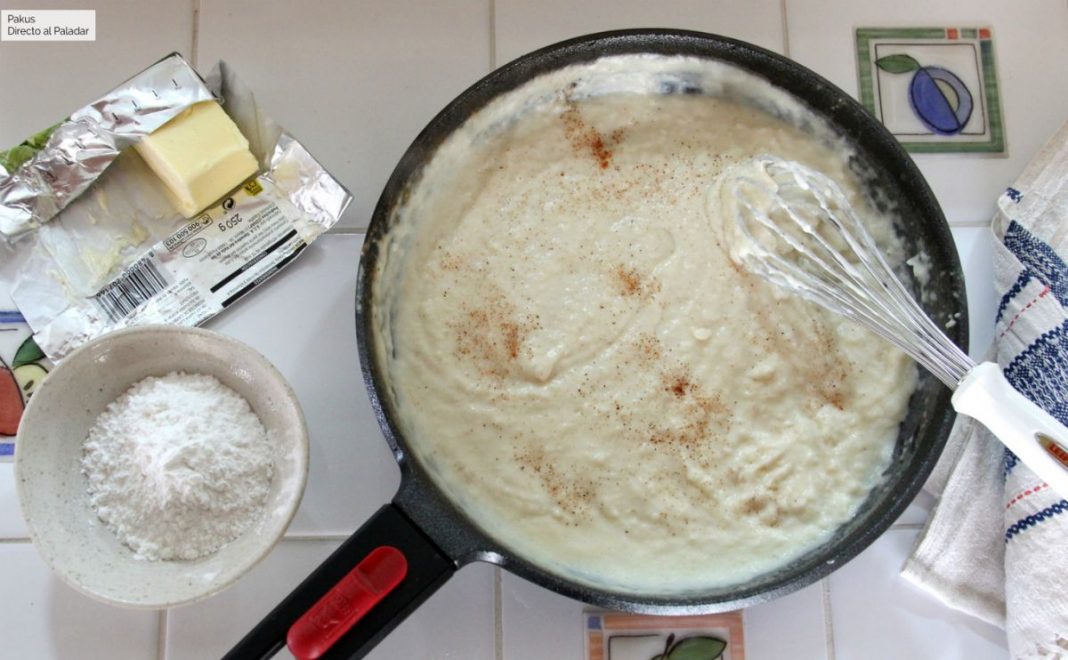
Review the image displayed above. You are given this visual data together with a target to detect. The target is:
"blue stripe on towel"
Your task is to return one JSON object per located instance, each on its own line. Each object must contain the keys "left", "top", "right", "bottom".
{"left": 1004, "top": 450, "right": 1020, "bottom": 478}
{"left": 1002, "top": 320, "right": 1068, "bottom": 480}
{"left": 1004, "top": 321, "right": 1068, "bottom": 428}
{"left": 0, "top": 443, "right": 12, "bottom": 457}
{"left": 1006, "top": 500, "right": 1068, "bottom": 542}
{"left": 1003, "top": 221, "right": 1068, "bottom": 309}
{"left": 0, "top": 310, "right": 25, "bottom": 324}
{"left": 996, "top": 272, "right": 1032, "bottom": 323}
{"left": 998, "top": 222, "right": 1067, "bottom": 484}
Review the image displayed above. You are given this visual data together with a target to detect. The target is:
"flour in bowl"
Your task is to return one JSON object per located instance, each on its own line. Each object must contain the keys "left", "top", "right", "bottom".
{"left": 82, "top": 371, "right": 273, "bottom": 561}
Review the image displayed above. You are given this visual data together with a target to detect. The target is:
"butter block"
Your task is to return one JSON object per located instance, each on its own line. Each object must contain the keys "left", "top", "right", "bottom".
{"left": 135, "top": 101, "right": 259, "bottom": 217}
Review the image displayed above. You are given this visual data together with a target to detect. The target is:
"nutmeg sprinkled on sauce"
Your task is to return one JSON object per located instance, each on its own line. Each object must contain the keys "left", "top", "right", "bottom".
{"left": 375, "top": 55, "right": 916, "bottom": 592}
{"left": 561, "top": 98, "right": 625, "bottom": 169}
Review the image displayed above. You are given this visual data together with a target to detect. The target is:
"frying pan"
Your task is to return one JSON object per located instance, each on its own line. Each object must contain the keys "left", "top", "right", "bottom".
{"left": 228, "top": 29, "right": 967, "bottom": 659}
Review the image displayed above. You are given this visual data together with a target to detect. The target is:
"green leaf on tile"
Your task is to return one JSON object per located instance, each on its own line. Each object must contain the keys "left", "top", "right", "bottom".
{"left": 875, "top": 54, "right": 921, "bottom": 74}
{"left": 12, "top": 336, "right": 45, "bottom": 368}
{"left": 665, "top": 636, "right": 727, "bottom": 660}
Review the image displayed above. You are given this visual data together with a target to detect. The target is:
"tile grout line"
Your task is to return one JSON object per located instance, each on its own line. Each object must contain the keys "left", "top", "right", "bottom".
{"left": 494, "top": 567, "right": 503, "bottom": 660}
{"left": 821, "top": 579, "right": 837, "bottom": 660}
{"left": 190, "top": 0, "right": 201, "bottom": 68}
{"left": 488, "top": 0, "right": 497, "bottom": 70}
{"left": 820, "top": 576, "right": 837, "bottom": 657}
{"left": 157, "top": 609, "right": 169, "bottom": 660}
{"left": 283, "top": 533, "right": 352, "bottom": 541}
{"left": 948, "top": 218, "right": 995, "bottom": 228}
{"left": 780, "top": 0, "right": 790, "bottom": 57}
{"left": 890, "top": 522, "right": 925, "bottom": 531}
{"left": 4, "top": 532, "right": 355, "bottom": 544}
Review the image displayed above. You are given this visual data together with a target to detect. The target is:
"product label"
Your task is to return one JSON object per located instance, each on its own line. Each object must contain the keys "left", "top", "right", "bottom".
{"left": 89, "top": 176, "right": 306, "bottom": 329}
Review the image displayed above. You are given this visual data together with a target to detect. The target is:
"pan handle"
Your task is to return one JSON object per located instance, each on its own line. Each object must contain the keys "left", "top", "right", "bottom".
{"left": 224, "top": 503, "right": 456, "bottom": 660}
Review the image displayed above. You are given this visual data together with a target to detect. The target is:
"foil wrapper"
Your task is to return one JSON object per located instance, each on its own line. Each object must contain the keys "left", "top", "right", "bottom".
{"left": 0, "top": 54, "right": 214, "bottom": 240}
{"left": 0, "top": 57, "right": 352, "bottom": 359}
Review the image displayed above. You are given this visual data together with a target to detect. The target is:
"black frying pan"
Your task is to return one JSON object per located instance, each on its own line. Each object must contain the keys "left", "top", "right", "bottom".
{"left": 228, "top": 29, "right": 966, "bottom": 659}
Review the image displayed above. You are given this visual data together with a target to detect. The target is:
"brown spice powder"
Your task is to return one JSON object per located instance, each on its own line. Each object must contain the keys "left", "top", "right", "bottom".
{"left": 560, "top": 99, "right": 625, "bottom": 170}
{"left": 451, "top": 293, "right": 538, "bottom": 379}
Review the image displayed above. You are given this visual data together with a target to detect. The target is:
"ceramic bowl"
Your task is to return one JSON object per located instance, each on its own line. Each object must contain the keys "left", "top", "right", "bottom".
{"left": 15, "top": 325, "right": 309, "bottom": 609}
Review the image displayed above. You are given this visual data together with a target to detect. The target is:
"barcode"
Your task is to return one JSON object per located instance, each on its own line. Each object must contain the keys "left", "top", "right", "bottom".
{"left": 92, "top": 255, "right": 169, "bottom": 322}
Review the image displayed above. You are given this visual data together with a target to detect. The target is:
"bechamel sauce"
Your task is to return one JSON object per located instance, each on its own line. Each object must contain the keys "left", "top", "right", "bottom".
{"left": 372, "top": 55, "right": 916, "bottom": 593}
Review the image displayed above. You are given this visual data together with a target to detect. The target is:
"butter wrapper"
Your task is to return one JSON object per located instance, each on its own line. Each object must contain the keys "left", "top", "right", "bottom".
{"left": 0, "top": 58, "right": 351, "bottom": 359}
{"left": 0, "top": 54, "right": 215, "bottom": 240}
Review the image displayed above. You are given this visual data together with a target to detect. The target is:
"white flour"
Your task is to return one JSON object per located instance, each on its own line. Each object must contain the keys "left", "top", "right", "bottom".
{"left": 82, "top": 371, "right": 274, "bottom": 561}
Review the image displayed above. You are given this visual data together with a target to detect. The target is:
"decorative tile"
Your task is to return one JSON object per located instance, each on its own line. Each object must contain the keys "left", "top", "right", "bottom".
{"left": 493, "top": 0, "right": 786, "bottom": 66}
{"left": 585, "top": 611, "right": 744, "bottom": 660}
{"left": 0, "top": 310, "right": 51, "bottom": 459}
{"left": 856, "top": 27, "right": 1004, "bottom": 153}
{"left": 828, "top": 529, "right": 1008, "bottom": 658}
{"left": 785, "top": 0, "right": 1068, "bottom": 224}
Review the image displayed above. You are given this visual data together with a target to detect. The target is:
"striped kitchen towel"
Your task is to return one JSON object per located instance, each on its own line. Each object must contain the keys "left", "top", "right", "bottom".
{"left": 904, "top": 121, "right": 1068, "bottom": 658}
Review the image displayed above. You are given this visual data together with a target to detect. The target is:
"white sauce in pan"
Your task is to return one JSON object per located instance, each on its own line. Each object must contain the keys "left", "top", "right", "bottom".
{"left": 372, "top": 56, "right": 916, "bottom": 593}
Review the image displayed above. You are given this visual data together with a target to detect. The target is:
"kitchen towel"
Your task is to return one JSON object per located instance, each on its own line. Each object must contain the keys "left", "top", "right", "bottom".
{"left": 903, "top": 121, "right": 1068, "bottom": 658}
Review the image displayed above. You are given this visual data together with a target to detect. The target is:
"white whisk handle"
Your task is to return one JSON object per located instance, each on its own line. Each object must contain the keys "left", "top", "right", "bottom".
{"left": 952, "top": 362, "right": 1068, "bottom": 499}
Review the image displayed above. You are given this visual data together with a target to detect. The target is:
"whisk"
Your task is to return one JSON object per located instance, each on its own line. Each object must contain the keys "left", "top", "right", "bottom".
{"left": 717, "top": 155, "right": 1068, "bottom": 497}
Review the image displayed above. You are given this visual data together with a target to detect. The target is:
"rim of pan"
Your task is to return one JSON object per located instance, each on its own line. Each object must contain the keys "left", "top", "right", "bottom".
{"left": 355, "top": 28, "right": 965, "bottom": 612}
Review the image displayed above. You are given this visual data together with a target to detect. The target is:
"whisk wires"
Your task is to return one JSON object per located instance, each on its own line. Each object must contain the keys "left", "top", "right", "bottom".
{"left": 724, "top": 156, "right": 972, "bottom": 389}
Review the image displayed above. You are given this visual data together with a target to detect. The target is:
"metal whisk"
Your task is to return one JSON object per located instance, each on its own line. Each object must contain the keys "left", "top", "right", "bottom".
{"left": 718, "top": 155, "right": 1068, "bottom": 496}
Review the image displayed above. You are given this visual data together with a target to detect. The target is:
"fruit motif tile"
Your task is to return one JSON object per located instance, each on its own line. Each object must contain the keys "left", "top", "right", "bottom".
{"left": 856, "top": 27, "right": 1005, "bottom": 154}
{"left": 0, "top": 309, "right": 51, "bottom": 460}
{"left": 584, "top": 611, "right": 744, "bottom": 660}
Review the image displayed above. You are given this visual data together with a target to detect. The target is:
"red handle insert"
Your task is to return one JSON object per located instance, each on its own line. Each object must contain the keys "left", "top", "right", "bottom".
{"left": 287, "top": 545, "right": 408, "bottom": 660}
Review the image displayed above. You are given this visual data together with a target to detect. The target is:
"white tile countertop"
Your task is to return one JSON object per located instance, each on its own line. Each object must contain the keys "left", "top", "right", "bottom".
{"left": 3, "top": 0, "right": 1067, "bottom": 658}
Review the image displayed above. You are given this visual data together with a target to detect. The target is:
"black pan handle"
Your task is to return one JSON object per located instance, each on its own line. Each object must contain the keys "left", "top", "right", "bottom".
{"left": 224, "top": 503, "right": 456, "bottom": 660}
